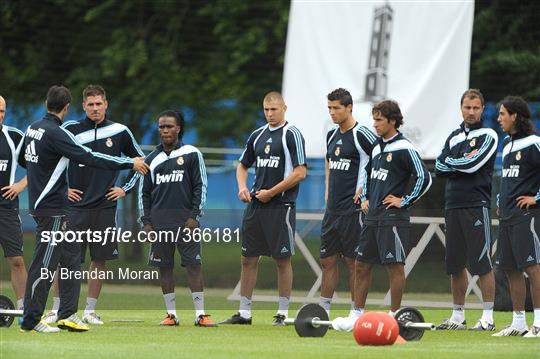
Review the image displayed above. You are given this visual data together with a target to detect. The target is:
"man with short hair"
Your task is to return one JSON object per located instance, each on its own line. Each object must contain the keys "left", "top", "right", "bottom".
{"left": 19, "top": 85, "right": 148, "bottom": 333}
{"left": 338, "top": 100, "right": 431, "bottom": 331}
{"left": 320, "top": 88, "right": 375, "bottom": 316}
{"left": 141, "top": 110, "right": 215, "bottom": 327}
{"left": 221, "top": 91, "right": 307, "bottom": 325}
{"left": 43, "top": 84, "right": 144, "bottom": 325}
{"left": 0, "top": 95, "right": 28, "bottom": 313}
{"left": 493, "top": 96, "right": 540, "bottom": 337}
{"left": 435, "top": 89, "right": 498, "bottom": 331}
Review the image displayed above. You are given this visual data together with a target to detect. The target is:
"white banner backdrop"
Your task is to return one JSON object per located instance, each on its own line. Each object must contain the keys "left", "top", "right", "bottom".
{"left": 282, "top": 0, "right": 474, "bottom": 159}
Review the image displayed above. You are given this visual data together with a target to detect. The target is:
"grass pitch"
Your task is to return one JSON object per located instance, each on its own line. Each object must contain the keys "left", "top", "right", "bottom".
{"left": 0, "top": 285, "right": 538, "bottom": 359}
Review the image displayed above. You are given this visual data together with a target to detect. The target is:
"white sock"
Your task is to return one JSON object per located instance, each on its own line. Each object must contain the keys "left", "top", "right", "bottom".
{"left": 450, "top": 304, "right": 465, "bottom": 323}
{"left": 84, "top": 297, "right": 97, "bottom": 314}
{"left": 511, "top": 311, "right": 527, "bottom": 330}
{"left": 347, "top": 301, "right": 356, "bottom": 317}
{"left": 192, "top": 292, "right": 205, "bottom": 318}
{"left": 277, "top": 296, "right": 289, "bottom": 317}
{"left": 239, "top": 296, "right": 252, "bottom": 319}
{"left": 319, "top": 296, "right": 332, "bottom": 315}
{"left": 350, "top": 307, "right": 364, "bottom": 319}
{"left": 163, "top": 292, "right": 177, "bottom": 317}
{"left": 481, "top": 302, "right": 494, "bottom": 323}
{"left": 388, "top": 310, "right": 396, "bottom": 317}
{"left": 17, "top": 299, "right": 23, "bottom": 310}
{"left": 533, "top": 308, "right": 540, "bottom": 328}
{"left": 51, "top": 297, "right": 60, "bottom": 313}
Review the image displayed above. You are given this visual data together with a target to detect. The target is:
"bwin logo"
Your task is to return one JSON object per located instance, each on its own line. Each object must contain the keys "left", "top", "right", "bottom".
{"left": 156, "top": 171, "right": 184, "bottom": 184}
{"left": 26, "top": 128, "right": 45, "bottom": 141}
{"left": 502, "top": 166, "right": 519, "bottom": 178}
{"left": 25, "top": 140, "right": 39, "bottom": 163}
{"left": 257, "top": 156, "right": 279, "bottom": 168}
{"left": 371, "top": 169, "right": 388, "bottom": 181}
{"left": 328, "top": 159, "right": 350, "bottom": 171}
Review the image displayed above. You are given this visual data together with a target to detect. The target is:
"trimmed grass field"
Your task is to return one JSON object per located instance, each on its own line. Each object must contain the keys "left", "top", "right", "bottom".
{"left": 0, "top": 284, "right": 538, "bottom": 359}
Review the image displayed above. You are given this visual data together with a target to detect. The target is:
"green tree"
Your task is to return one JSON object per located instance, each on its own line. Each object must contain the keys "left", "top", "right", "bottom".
{"left": 471, "top": 0, "right": 540, "bottom": 101}
{"left": 0, "top": 0, "right": 289, "bottom": 145}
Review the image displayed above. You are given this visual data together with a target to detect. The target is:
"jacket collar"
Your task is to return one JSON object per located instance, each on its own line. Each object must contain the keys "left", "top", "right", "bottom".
{"left": 156, "top": 140, "right": 183, "bottom": 153}
{"left": 460, "top": 121, "right": 483, "bottom": 132}
{"left": 509, "top": 131, "right": 530, "bottom": 141}
{"left": 378, "top": 131, "right": 402, "bottom": 146}
{"left": 83, "top": 115, "right": 110, "bottom": 128}
{"left": 44, "top": 112, "right": 62, "bottom": 125}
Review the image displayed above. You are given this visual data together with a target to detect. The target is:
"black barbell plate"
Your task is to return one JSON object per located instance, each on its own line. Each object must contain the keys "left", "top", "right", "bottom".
{"left": 294, "top": 303, "right": 330, "bottom": 337}
{"left": 0, "top": 295, "right": 15, "bottom": 328}
{"left": 395, "top": 307, "right": 425, "bottom": 341}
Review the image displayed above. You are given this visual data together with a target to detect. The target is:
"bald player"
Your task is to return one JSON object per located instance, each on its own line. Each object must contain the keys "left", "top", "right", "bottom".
{"left": 221, "top": 92, "right": 307, "bottom": 326}
{"left": 0, "top": 95, "right": 28, "bottom": 313}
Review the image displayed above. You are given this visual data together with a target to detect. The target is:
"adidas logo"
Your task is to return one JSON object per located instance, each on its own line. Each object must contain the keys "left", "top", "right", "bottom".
{"left": 24, "top": 140, "right": 39, "bottom": 163}
{"left": 195, "top": 254, "right": 201, "bottom": 260}
{"left": 241, "top": 247, "right": 247, "bottom": 252}
{"left": 474, "top": 220, "right": 483, "bottom": 227}
{"left": 386, "top": 252, "right": 394, "bottom": 259}
{"left": 112, "top": 249, "right": 118, "bottom": 255}
{"left": 266, "top": 138, "right": 273, "bottom": 143}
{"left": 281, "top": 246, "right": 289, "bottom": 253}
{"left": 527, "top": 255, "right": 534, "bottom": 262}
{"left": 336, "top": 139, "right": 343, "bottom": 145}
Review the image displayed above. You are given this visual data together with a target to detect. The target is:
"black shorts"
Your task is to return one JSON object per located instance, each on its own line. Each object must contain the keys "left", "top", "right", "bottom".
{"left": 356, "top": 223, "right": 409, "bottom": 265}
{"left": 0, "top": 208, "right": 23, "bottom": 257}
{"left": 241, "top": 200, "right": 295, "bottom": 258}
{"left": 68, "top": 207, "right": 118, "bottom": 262}
{"left": 148, "top": 228, "right": 202, "bottom": 268}
{"left": 445, "top": 207, "right": 493, "bottom": 275}
{"left": 496, "top": 214, "right": 540, "bottom": 271}
{"left": 320, "top": 211, "right": 363, "bottom": 258}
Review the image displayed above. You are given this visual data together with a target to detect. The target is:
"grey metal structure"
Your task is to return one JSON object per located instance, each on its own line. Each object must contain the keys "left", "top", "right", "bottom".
{"left": 364, "top": 3, "right": 393, "bottom": 102}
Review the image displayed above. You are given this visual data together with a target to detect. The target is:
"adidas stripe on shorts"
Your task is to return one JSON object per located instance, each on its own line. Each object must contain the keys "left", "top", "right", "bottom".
{"left": 444, "top": 207, "right": 493, "bottom": 276}
{"left": 496, "top": 212, "right": 540, "bottom": 271}
{"left": 355, "top": 223, "right": 410, "bottom": 265}
{"left": 241, "top": 199, "right": 295, "bottom": 259}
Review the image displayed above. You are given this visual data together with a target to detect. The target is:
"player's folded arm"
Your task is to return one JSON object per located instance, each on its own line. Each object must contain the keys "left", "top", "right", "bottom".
{"left": 444, "top": 133, "right": 497, "bottom": 173}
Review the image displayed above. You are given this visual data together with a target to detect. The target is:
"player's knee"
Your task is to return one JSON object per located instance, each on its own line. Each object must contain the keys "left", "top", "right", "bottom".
{"left": 385, "top": 263, "right": 404, "bottom": 274}
{"left": 186, "top": 264, "right": 202, "bottom": 276}
{"left": 523, "top": 264, "right": 540, "bottom": 279}
{"left": 320, "top": 256, "right": 338, "bottom": 270}
{"left": 91, "top": 260, "right": 107, "bottom": 270}
{"left": 275, "top": 257, "right": 291, "bottom": 270}
{"left": 7, "top": 256, "right": 25, "bottom": 270}
{"left": 355, "top": 260, "right": 371, "bottom": 275}
{"left": 241, "top": 256, "right": 258, "bottom": 269}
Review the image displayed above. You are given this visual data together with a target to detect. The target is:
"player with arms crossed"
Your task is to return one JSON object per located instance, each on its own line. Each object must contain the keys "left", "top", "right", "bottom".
{"left": 435, "top": 89, "right": 498, "bottom": 331}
